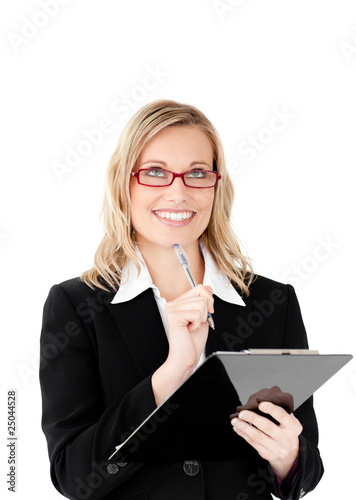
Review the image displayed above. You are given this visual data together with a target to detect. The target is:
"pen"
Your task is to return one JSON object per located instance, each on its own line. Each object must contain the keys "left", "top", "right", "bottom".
{"left": 173, "top": 244, "right": 215, "bottom": 330}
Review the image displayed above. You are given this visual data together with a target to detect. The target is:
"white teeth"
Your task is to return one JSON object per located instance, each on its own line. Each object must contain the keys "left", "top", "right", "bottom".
{"left": 155, "top": 211, "right": 194, "bottom": 221}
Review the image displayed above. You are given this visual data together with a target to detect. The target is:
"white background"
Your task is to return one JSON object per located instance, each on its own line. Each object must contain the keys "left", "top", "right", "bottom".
{"left": 1, "top": 0, "right": 356, "bottom": 498}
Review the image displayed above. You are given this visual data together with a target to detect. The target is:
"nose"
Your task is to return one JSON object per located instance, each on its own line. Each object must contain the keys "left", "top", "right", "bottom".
{"left": 163, "top": 175, "right": 189, "bottom": 202}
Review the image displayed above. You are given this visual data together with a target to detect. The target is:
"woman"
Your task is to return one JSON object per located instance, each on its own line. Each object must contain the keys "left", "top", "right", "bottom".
{"left": 40, "top": 99, "right": 323, "bottom": 500}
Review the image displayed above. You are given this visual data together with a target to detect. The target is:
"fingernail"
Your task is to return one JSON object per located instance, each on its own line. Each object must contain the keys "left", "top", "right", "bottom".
{"left": 231, "top": 418, "right": 238, "bottom": 426}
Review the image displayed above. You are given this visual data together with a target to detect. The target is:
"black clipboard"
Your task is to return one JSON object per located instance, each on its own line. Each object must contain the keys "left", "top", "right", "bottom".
{"left": 108, "top": 350, "right": 352, "bottom": 463}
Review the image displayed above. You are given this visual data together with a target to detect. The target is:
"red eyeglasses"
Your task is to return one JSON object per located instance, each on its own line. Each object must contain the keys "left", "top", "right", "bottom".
{"left": 132, "top": 168, "right": 221, "bottom": 188}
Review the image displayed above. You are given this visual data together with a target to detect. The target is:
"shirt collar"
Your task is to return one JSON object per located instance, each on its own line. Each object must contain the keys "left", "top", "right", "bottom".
{"left": 199, "top": 241, "right": 245, "bottom": 307}
{"left": 110, "top": 241, "right": 245, "bottom": 307}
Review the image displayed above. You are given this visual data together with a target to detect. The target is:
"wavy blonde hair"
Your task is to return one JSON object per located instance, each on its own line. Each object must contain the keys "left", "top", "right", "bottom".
{"left": 80, "top": 99, "right": 254, "bottom": 296}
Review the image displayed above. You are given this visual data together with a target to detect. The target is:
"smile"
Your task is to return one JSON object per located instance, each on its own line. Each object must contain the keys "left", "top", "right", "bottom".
{"left": 153, "top": 211, "right": 195, "bottom": 221}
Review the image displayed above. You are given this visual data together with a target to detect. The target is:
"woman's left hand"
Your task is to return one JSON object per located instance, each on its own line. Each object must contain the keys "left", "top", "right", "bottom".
{"left": 230, "top": 401, "right": 303, "bottom": 480}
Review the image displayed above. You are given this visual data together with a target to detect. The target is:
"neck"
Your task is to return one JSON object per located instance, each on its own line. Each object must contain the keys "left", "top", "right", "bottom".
{"left": 137, "top": 239, "right": 205, "bottom": 302}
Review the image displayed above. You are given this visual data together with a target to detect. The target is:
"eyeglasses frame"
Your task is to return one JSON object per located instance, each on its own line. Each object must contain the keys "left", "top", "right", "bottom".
{"left": 131, "top": 168, "right": 221, "bottom": 188}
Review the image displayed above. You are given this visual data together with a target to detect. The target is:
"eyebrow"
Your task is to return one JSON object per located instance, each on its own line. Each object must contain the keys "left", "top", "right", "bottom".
{"left": 139, "top": 160, "right": 212, "bottom": 168}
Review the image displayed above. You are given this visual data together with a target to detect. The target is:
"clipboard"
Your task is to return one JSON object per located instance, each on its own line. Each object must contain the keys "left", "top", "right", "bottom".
{"left": 108, "top": 350, "right": 353, "bottom": 463}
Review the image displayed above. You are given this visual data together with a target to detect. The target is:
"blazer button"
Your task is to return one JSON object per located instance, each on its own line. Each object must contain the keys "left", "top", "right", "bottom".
{"left": 183, "top": 460, "right": 200, "bottom": 476}
{"left": 106, "top": 463, "right": 119, "bottom": 475}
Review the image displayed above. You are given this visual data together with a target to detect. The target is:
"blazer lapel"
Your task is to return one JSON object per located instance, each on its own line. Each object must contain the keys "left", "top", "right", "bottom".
{"left": 107, "top": 288, "right": 169, "bottom": 379}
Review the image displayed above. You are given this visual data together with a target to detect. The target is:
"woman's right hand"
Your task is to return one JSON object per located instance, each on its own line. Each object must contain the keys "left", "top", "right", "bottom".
{"left": 164, "top": 284, "right": 214, "bottom": 369}
{"left": 151, "top": 285, "right": 214, "bottom": 406}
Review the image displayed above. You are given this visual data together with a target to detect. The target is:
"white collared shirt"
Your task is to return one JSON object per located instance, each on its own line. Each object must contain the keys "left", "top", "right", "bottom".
{"left": 111, "top": 241, "right": 245, "bottom": 367}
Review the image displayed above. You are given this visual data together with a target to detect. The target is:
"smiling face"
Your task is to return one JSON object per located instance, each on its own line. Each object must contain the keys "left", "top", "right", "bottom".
{"left": 130, "top": 126, "right": 215, "bottom": 251}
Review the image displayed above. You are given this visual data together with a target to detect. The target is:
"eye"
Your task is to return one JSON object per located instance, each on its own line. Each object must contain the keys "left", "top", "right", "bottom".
{"left": 144, "top": 168, "right": 168, "bottom": 177}
{"left": 185, "top": 169, "right": 207, "bottom": 178}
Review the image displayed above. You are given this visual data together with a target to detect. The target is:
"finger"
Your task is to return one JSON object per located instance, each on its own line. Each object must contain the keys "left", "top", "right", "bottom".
{"left": 258, "top": 402, "right": 303, "bottom": 434}
{"left": 166, "top": 295, "right": 208, "bottom": 308}
{"left": 177, "top": 283, "right": 210, "bottom": 298}
{"left": 165, "top": 299, "right": 210, "bottom": 333}
{"left": 180, "top": 284, "right": 214, "bottom": 313}
{"left": 199, "top": 284, "right": 214, "bottom": 312}
{"left": 165, "top": 297, "right": 208, "bottom": 319}
{"left": 165, "top": 294, "right": 212, "bottom": 319}
{"left": 204, "top": 285, "right": 213, "bottom": 296}
{"left": 233, "top": 410, "right": 280, "bottom": 440}
{"left": 167, "top": 307, "right": 208, "bottom": 328}
{"left": 231, "top": 418, "right": 276, "bottom": 461}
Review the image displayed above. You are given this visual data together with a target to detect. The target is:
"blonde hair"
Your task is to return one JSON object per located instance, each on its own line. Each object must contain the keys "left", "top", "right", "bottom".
{"left": 80, "top": 99, "right": 254, "bottom": 296}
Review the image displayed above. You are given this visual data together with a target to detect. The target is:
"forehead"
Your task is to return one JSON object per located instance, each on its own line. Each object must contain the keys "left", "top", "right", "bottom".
{"left": 138, "top": 126, "right": 213, "bottom": 165}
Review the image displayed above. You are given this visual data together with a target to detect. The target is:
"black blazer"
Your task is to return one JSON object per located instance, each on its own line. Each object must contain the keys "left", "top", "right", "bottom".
{"left": 39, "top": 274, "right": 324, "bottom": 500}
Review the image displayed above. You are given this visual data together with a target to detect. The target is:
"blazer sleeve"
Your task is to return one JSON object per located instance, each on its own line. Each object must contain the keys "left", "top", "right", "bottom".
{"left": 267, "top": 284, "right": 324, "bottom": 500}
{"left": 39, "top": 284, "right": 156, "bottom": 500}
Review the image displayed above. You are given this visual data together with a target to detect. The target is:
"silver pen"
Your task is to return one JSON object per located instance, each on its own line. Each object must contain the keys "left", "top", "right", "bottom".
{"left": 173, "top": 244, "right": 215, "bottom": 330}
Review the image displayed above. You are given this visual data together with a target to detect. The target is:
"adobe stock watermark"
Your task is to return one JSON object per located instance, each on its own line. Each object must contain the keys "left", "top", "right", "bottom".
{"left": 281, "top": 236, "right": 340, "bottom": 289}
{"left": 227, "top": 106, "right": 296, "bottom": 177}
{"left": 235, "top": 465, "right": 274, "bottom": 499}
{"left": 339, "top": 25, "right": 356, "bottom": 64}
{"left": 212, "top": 0, "right": 249, "bottom": 21}
{"left": 226, "top": 160, "right": 243, "bottom": 177}
{"left": 222, "top": 287, "right": 287, "bottom": 350}
{"left": 109, "top": 400, "right": 180, "bottom": 462}
{"left": 52, "top": 64, "right": 169, "bottom": 182}
{"left": 7, "top": 0, "right": 73, "bottom": 54}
